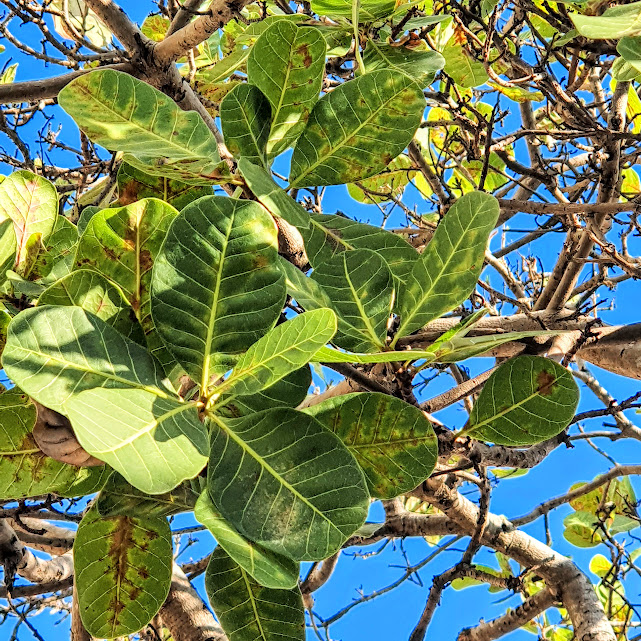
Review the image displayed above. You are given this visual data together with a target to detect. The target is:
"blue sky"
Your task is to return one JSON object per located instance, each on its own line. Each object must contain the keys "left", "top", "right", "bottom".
{"left": 0, "top": 2, "right": 639, "bottom": 640}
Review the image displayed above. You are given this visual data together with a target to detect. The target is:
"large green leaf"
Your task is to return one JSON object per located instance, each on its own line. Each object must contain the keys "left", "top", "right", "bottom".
{"left": 362, "top": 40, "right": 444, "bottom": 87}
{"left": 74, "top": 198, "right": 178, "bottom": 365}
{"left": 151, "top": 196, "right": 285, "bottom": 389}
{"left": 462, "top": 356, "right": 580, "bottom": 445}
{"left": 208, "top": 408, "right": 369, "bottom": 561}
{"left": 96, "top": 472, "right": 199, "bottom": 518}
{"left": 116, "top": 163, "right": 212, "bottom": 211}
{"left": 195, "top": 491, "right": 299, "bottom": 589}
{"left": 0, "top": 388, "right": 104, "bottom": 499}
{"left": 58, "top": 69, "right": 226, "bottom": 185}
{"left": 394, "top": 191, "right": 499, "bottom": 342}
{"left": 302, "top": 213, "right": 418, "bottom": 279}
{"left": 38, "top": 269, "right": 144, "bottom": 342}
{"left": 2, "top": 306, "right": 168, "bottom": 414}
{"left": 248, "top": 22, "right": 326, "bottom": 158}
{"left": 311, "top": 0, "right": 396, "bottom": 21}
{"left": 0, "top": 218, "right": 16, "bottom": 281}
{"left": 74, "top": 507, "right": 172, "bottom": 638}
{"left": 0, "top": 170, "right": 57, "bottom": 270}
{"left": 205, "top": 547, "right": 304, "bottom": 641}
{"left": 66, "top": 388, "right": 208, "bottom": 494}
{"left": 305, "top": 392, "right": 438, "bottom": 498}
{"left": 213, "top": 309, "right": 336, "bottom": 400}
{"left": 220, "top": 365, "right": 312, "bottom": 417}
{"left": 571, "top": 2, "right": 641, "bottom": 39}
{"left": 311, "top": 248, "right": 394, "bottom": 352}
{"left": 289, "top": 70, "right": 424, "bottom": 188}
{"left": 238, "top": 158, "right": 310, "bottom": 228}
{"left": 220, "top": 84, "right": 272, "bottom": 167}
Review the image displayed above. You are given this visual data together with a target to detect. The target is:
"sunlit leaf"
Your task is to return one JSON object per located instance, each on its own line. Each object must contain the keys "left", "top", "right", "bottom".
{"left": 571, "top": 3, "right": 641, "bottom": 40}
{"left": 311, "top": 0, "right": 396, "bottom": 21}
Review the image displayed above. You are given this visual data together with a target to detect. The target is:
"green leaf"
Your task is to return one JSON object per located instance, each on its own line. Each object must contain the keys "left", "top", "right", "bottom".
{"left": 141, "top": 14, "right": 170, "bottom": 41}
{"left": 195, "top": 46, "right": 251, "bottom": 85}
{"left": 77, "top": 206, "right": 99, "bottom": 235}
{"left": 302, "top": 213, "right": 418, "bottom": 280}
{"left": 311, "top": 249, "right": 393, "bottom": 352}
{"left": 195, "top": 491, "right": 299, "bottom": 589}
{"left": 66, "top": 388, "right": 208, "bottom": 494}
{"left": 563, "top": 511, "right": 602, "bottom": 548}
{"left": 74, "top": 198, "right": 178, "bottom": 366}
{"left": 442, "top": 44, "right": 488, "bottom": 87}
{"left": 311, "top": 344, "right": 437, "bottom": 364}
{"left": 51, "top": 0, "right": 112, "bottom": 48}
{"left": 208, "top": 408, "right": 369, "bottom": 561}
{"left": 32, "top": 216, "right": 78, "bottom": 284}
{"left": 96, "top": 472, "right": 199, "bottom": 518}
{"left": 305, "top": 392, "right": 437, "bottom": 498}
{"left": 289, "top": 70, "right": 425, "bottom": 188}
{"left": 463, "top": 356, "right": 580, "bottom": 446}
{"left": 248, "top": 22, "right": 326, "bottom": 158}
{"left": 205, "top": 547, "right": 304, "bottom": 641}
{"left": 362, "top": 41, "right": 444, "bottom": 87}
{"left": 311, "top": 0, "right": 396, "bottom": 22}
{"left": 571, "top": 3, "right": 641, "bottom": 40}
{"left": 0, "top": 388, "right": 104, "bottom": 499}
{"left": 238, "top": 158, "right": 310, "bottom": 228}
{"left": 347, "top": 154, "right": 414, "bottom": 204}
{"left": 0, "top": 218, "right": 16, "bottom": 281}
{"left": 38, "top": 269, "right": 144, "bottom": 342}
{"left": 214, "top": 309, "right": 336, "bottom": 399}
{"left": 74, "top": 507, "right": 172, "bottom": 638}
{"left": 3, "top": 306, "right": 168, "bottom": 414}
{"left": 394, "top": 191, "right": 499, "bottom": 341}
{"left": 151, "top": 196, "right": 285, "bottom": 389}
{"left": 220, "top": 84, "right": 272, "bottom": 167}
{"left": 116, "top": 163, "right": 212, "bottom": 211}
{"left": 0, "top": 170, "right": 58, "bottom": 270}
{"left": 58, "top": 69, "right": 227, "bottom": 185}
{"left": 220, "top": 366, "right": 312, "bottom": 417}
{"left": 278, "top": 255, "right": 334, "bottom": 310}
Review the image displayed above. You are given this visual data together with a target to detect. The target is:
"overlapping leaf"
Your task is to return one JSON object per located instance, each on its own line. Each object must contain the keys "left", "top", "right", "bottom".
{"left": 208, "top": 408, "right": 369, "bottom": 561}
{"left": 310, "top": 0, "right": 396, "bottom": 21}
{"left": 463, "top": 356, "right": 580, "bottom": 445}
{"left": 195, "top": 491, "right": 299, "bottom": 589}
{"left": 0, "top": 219, "right": 16, "bottom": 281}
{"left": 205, "top": 547, "right": 304, "bottom": 641}
{"left": 0, "top": 170, "right": 57, "bottom": 270}
{"left": 394, "top": 191, "right": 499, "bottom": 341}
{"left": 0, "top": 388, "right": 103, "bottom": 499}
{"left": 442, "top": 44, "right": 489, "bottom": 88}
{"left": 311, "top": 248, "right": 393, "bottom": 352}
{"left": 58, "top": 69, "right": 227, "bottom": 184}
{"left": 363, "top": 41, "right": 444, "bottom": 87}
{"left": 151, "top": 196, "right": 285, "bottom": 388}
{"left": 66, "top": 388, "right": 208, "bottom": 494}
{"left": 248, "top": 21, "right": 326, "bottom": 158}
{"left": 305, "top": 392, "right": 438, "bottom": 498}
{"left": 214, "top": 309, "right": 336, "bottom": 400}
{"left": 238, "top": 158, "right": 310, "bottom": 228}
{"left": 347, "top": 155, "right": 414, "bottom": 204}
{"left": 2, "top": 306, "right": 168, "bottom": 413}
{"left": 289, "top": 70, "right": 425, "bottom": 187}
{"left": 220, "top": 84, "right": 272, "bottom": 167}
{"left": 74, "top": 507, "right": 172, "bottom": 638}
{"left": 31, "top": 215, "right": 78, "bottom": 284}
{"left": 571, "top": 2, "right": 641, "bottom": 39}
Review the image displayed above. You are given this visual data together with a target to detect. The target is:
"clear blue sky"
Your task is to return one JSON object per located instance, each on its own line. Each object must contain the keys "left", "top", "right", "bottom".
{"left": 0, "top": 2, "right": 639, "bottom": 640}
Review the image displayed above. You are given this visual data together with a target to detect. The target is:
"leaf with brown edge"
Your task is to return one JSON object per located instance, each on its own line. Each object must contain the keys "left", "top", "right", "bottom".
{"left": 74, "top": 506, "right": 172, "bottom": 639}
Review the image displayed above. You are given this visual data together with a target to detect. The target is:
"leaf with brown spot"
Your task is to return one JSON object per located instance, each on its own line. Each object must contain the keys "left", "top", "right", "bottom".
{"left": 464, "top": 355, "right": 580, "bottom": 446}
{"left": 74, "top": 507, "right": 172, "bottom": 638}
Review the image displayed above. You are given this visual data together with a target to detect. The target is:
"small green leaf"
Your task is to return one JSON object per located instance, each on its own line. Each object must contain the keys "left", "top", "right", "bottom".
{"left": 151, "top": 196, "right": 285, "bottom": 388}
{"left": 248, "top": 21, "right": 326, "bottom": 158}
{"left": 205, "top": 547, "right": 304, "bottom": 641}
{"left": 571, "top": 3, "right": 641, "bottom": 40}
{"left": 0, "top": 218, "right": 16, "bottom": 281}
{"left": 278, "top": 255, "right": 334, "bottom": 310}
{"left": 195, "top": 491, "right": 299, "bottom": 589}
{"left": 311, "top": 249, "right": 394, "bottom": 352}
{"left": 58, "top": 69, "right": 226, "bottom": 185}
{"left": 394, "top": 191, "right": 499, "bottom": 341}
{"left": 347, "top": 155, "right": 414, "bottom": 204}
{"left": 66, "top": 388, "right": 208, "bottom": 494}
{"left": 208, "top": 408, "right": 369, "bottom": 561}
{"left": 96, "top": 472, "right": 199, "bottom": 518}
{"left": 464, "top": 356, "right": 580, "bottom": 445}
{"left": 305, "top": 392, "right": 437, "bottom": 498}
{"left": 311, "top": 344, "right": 437, "bottom": 364}
{"left": 0, "top": 171, "right": 58, "bottom": 270}
{"left": 220, "top": 84, "right": 272, "bottom": 167}
{"left": 32, "top": 216, "right": 78, "bottom": 284}
{"left": 74, "top": 507, "right": 172, "bottom": 638}
{"left": 214, "top": 309, "right": 336, "bottom": 399}
{"left": 238, "top": 158, "right": 310, "bottom": 228}
{"left": 442, "top": 44, "right": 488, "bottom": 87}
{"left": 289, "top": 70, "right": 425, "bottom": 187}
{"left": 563, "top": 511, "right": 602, "bottom": 548}
{"left": 3, "top": 306, "right": 168, "bottom": 414}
